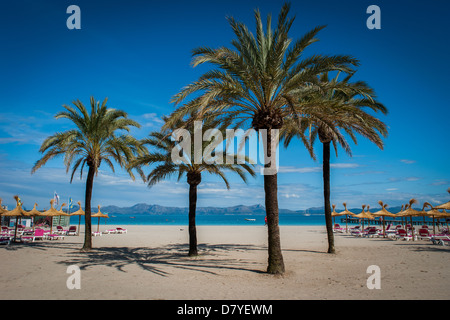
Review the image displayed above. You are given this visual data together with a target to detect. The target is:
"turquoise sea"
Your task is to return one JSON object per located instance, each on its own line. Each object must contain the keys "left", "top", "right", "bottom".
{"left": 77, "top": 213, "right": 329, "bottom": 226}
{"left": 74, "top": 214, "right": 441, "bottom": 227}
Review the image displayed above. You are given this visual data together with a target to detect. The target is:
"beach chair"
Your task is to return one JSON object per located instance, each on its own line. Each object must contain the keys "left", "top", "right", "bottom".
{"left": 1, "top": 227, "right": 10, "bottom": 234}
{"left": 102, "top": 229, "right": 117, "bottom": 234}
{"left": 67, "top": 226, "right": 77, "bottom": 236}
{"left": 333, "top": 224, "right": 345, "bottom": 233}
{"left": 45, "top": 233, "right": 65, "bottom": 240}
{"left": 364, "top": 227, "right": 380, "bottom": 238}
{"left": 0, "top": 235, "right": 11, "bottom": 245}
{"left": 394, "top": 229, "right": 412, "bottom": 241}
{"left": 116, "top": 227, "right": 127, "bottom": 234}
{"left": 56, "top": 226, "right": 68, "bottom": 235}
{"left": 92, "top": 231, "right": 102, "bottom": 236}
{"left": 350, "top": 226, "right": 362, "bottom": 236}
{"left": 417, "top": 228, "right": 432, "bottom": 241}
{"left": 431, "top": 235, "right": 450, "bottom": 246}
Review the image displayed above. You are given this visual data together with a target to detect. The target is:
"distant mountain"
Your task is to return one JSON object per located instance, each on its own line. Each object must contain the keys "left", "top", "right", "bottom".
{"left": 98, "top": 203, "right": 410, "bottom": 216}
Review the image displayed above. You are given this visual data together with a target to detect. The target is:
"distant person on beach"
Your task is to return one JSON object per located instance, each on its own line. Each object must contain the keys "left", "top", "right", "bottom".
{"left": 264, "top": 216, "right": 267, "bottom": 226}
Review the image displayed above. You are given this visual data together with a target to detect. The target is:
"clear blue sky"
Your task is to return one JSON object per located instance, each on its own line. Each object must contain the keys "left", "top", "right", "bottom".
{"left": 0, "top": 0, "right": 449, "bottom": 210}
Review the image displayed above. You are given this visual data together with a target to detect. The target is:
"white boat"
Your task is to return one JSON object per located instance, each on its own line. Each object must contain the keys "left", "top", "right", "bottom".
{"left": 245, "top": 218, "right": 256, "bottom": 221}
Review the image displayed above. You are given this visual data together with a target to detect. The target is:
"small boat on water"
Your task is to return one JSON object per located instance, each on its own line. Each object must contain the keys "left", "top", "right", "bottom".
{"left": 244, "top": 218, "right": 256, "bottom": 222}
{"left": 130, "top": 216, "right": 135, "bottom": 219}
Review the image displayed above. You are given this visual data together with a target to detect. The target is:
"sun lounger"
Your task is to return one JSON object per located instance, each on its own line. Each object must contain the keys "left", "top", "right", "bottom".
{"left": 0, "top": 235, "right": 11, "bottom": 245}
{"left": 102, "top": 229, "right": 117, "bottom": 234}
{"left": 56, "top": 226, "right": 68, "bottom": 235}
{"left": 394, "top": 229, "right": 412, "bottom": 241}
{"left": 115, "top": 227, "right": 127, "bottom": 234}
{"left": 431, "top": 235, "right": 450, "bottom": 246}
{"left": 350, "top": 226, "right": 362, "bottom": 236}
{"left": 67, "top": 226, "right": 77, "bottom": 236}
{"left": 45, "top": 233, "right": 65, "bottom": 240}
{"left": 333, "top": 224, "right": 345, "bottom": 233}
{"left": 363, "top": 227, "right": 381, "bottom": 238}
{"left": 21, "top": 229, "right": 44, "bottom": 242}
{"left": 417, "top": 228, "right": 432, "bottom": 241}
{"left": 92, "top": 231, "right": 102, "bottom": 236}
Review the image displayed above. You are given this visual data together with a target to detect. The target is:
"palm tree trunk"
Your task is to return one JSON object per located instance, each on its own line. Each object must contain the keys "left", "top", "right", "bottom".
{"left": 264, "top": 129, "right": 285, "bottom": 274}
{"left": 265, "top": 172, "right": 285, "bottom": 274}
{"left": 322, "top": 141, "right": 335, "bottom": 254}
{"left": 188, "top": 183, "right": 198, "bottom": 256}
{"left": 81, "top": 165, "right": 95, "bottom": 252}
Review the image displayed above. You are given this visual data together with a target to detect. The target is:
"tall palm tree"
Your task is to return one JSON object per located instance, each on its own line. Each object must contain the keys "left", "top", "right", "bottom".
{"left": 130, "top": 117, "right": 255, "bottom": 256}
{"left": 166, "top": 3, "right": 358, "bottom": 274}
{"left": 282, "top": 72, "right": 388, "bottom": 253}
{"left": 32, "top": 97, "right": 145, "bottom": 251}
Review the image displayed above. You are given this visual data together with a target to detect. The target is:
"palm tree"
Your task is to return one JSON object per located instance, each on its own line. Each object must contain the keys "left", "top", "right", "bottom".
{"left": 282, "top": 72, "right": 388, "bottom": 253}
{"left": 130, "top": 117, "right": 255, "bottom": 256}
{"left": 166, "top": 3, "right": 358, "bottom": 274}
{"left": 32, "top": 97, "right": 145, "bottom": 251}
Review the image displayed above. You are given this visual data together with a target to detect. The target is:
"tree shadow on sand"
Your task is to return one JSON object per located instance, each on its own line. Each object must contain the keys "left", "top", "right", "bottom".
{"left": 56, "top": 243, "right": 267, "bottom": 277}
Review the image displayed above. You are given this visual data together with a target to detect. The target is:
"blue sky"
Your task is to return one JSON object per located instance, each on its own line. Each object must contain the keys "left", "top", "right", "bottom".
{"left": 0, "top": 0, "right": 449, "bottom": 211}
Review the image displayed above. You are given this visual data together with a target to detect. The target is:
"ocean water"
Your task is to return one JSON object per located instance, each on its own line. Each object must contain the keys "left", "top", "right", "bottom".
{"left": 75, "top": 213, "right": 328, "bottom": 226}
{"left": 72, "top": 214, "right": 442, "bottom": 227}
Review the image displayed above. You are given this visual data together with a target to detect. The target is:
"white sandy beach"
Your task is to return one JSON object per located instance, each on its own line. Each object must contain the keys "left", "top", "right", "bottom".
{"left": 0, "top": 225, "right": 448, "bottom": 300}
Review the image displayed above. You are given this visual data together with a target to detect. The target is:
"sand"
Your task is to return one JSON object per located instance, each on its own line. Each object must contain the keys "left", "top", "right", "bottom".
{"left": 0, "top": 224, "right": 448, "bottom": 300}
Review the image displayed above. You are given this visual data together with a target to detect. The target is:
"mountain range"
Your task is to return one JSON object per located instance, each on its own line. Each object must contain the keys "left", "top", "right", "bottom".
{"left": 98, "top": 203, "right": 408, "bottom": 216}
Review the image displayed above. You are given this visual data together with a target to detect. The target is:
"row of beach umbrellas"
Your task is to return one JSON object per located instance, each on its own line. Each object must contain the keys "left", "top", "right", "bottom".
{"left": 332, "top": 198, "right": 450, "bottom": 238}
{"left": 0, "top": 196, "right": 108, "bottom": 241}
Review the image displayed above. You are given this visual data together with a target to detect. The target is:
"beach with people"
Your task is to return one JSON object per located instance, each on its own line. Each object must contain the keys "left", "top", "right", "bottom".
{"left": 1, "top": 224, "right": 449, "bottom": 300}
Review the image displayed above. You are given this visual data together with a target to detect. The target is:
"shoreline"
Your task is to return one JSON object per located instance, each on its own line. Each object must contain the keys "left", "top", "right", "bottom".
{"left": 1, "top": 225, "right": 449, "bottom": 300}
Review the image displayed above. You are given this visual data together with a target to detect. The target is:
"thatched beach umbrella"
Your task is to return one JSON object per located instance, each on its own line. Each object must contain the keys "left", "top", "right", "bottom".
{"left": 331, "top": 204, "right": 346, "bottom": 225}
{"left": 397, "top": 199, "right": 420, "bottom": 240}
{"left": 69, "top": 201, "right": 84, "bottom": 235}
{"left": 91, "top": 205, "right": 109, "bottom": 233}
{"left": 42, "top": 199, "right": 67, "bottom": 233}
{"left": 26, "top": 203, "right": 43, "bottom": 230}
{"left": 433, "top": 188, "right": 450, "bottom": 210}
{"left": 424, "top": 202, "right": 449, "bottom": 234}
{"left": 415, "top": 202, "right": 432, "bottom": 225}
{"left": 339, "top": 202, "right": 355, "bottom": 232}
{"left": 354, "top": 205, "right": 374, "bottom": 230}
{"left": 2, "top": 196, "right": 27, "bottom": 241}
{"left": 365, "top": 205, "right": 375, "bottom": 226}
{"left": 371, "top": 201, "right": 396, "bottom": 237}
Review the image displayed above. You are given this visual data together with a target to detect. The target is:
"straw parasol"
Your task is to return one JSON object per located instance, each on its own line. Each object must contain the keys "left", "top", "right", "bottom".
{"left": 415, "top": 202, "right": 432, "bottom": 225}
{"left": 331, "top": 204, "right": 346, "bottom": 225}
{"left": 424, "top": 202, "right": 449, "bottom": 234}
{"left": 371, "top": 201, "right": 396, "bottom": 237}
{"left": 397, "top": 199, "right": 420, "bottom": 240}
{"left": 69, "top": 201, "right": 84, "bottom": 235}
{"left": 42, "top": 199, "right": 67, "bottom": 233}
{"left": 2, "top": 196, "right": 27, "bottom": 241}
{"left": 354, "top": 205, "right": 375, "bottom": 229}
{"left": 434, "top": 202, "right": 450, "bottom": 210}
{"left": 26, "top": 203, "right": 43, "bottom": 230}
{"left": 91, "top": 205, "right": 109, "bottom": 233}
{"left": 433, "top": 188, "right": 450, "bottom": 210}
{"left": 339, "top": 202, "right": 355, "bottom": 232}
{"left": 365, "top": 205, "right": 375, "bottom": 226}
